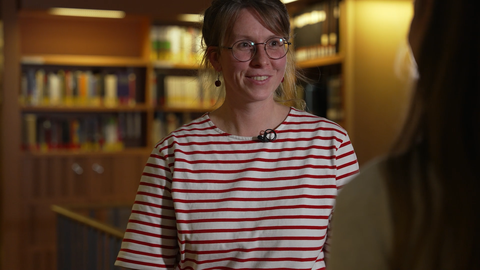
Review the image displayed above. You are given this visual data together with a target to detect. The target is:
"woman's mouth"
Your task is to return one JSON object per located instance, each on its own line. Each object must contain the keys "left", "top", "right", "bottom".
{"left": 250, "top": 76, "right": 269, "bottom": 81}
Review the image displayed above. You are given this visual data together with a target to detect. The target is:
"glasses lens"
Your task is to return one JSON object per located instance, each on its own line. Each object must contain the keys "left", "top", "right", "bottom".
{"left": 232, "top": 40, "right": 255, "bottom": 61}
{"left": 265, "top": 38, "right": 288, "bottom": 59}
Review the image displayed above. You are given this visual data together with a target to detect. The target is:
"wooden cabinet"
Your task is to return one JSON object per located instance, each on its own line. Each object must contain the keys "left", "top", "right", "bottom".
{"left": 19, "top": 152, "right": 146, "bottom": 270}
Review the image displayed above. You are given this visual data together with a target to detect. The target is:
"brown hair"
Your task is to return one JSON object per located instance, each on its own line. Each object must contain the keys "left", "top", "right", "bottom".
{"left": 200, "top": 0, "right": 305, "bottom": 109}
{"left": 385, "top": 0, "right": 480, "bottom": 269}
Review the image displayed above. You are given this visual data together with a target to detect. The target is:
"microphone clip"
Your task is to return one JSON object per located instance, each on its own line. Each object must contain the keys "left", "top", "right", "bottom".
{"left": 257, "top": 129, "right": 277, "bottom": 142}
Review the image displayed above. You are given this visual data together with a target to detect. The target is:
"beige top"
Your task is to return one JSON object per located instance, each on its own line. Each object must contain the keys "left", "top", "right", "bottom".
{"left": 328, "top": 157, "right": 393, "bottom": 270}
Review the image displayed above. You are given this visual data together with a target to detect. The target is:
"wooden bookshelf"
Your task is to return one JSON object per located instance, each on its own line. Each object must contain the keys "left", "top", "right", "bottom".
{"left": 21, "top": 104, "right": 151, "bottom": 113}
{"left": 1, "top": 1, "right": 350, "bottom": 270}
{"left": 296, "top": 54, "right": 344, "bottom": 69}
{"left": 152, "top": 61, "right": 200, "bottom": 70}
{"left": 22, "top": 55, "right": 149, "bottom": 67}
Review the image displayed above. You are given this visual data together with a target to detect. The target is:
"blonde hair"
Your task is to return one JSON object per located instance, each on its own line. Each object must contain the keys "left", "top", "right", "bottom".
{"left": 199, "top": 0, "right": 306, "bottom": 109}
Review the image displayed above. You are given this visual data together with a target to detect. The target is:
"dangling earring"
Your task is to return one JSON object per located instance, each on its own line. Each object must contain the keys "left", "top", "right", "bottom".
{"left": 215, "top": 73, "right": 221, "bottom": 87}
{"left": 281, "top": 77, "right": 285, "bottom": 83}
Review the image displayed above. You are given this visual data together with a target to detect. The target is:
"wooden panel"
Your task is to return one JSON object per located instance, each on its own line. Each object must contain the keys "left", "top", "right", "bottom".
{"left": 87, "top": 156, "right": 114, "bottom": 201}
{"left": 24, "top": 246, "right": 55, "bottom": 270}
{"left": 28, "top": 203, "right": 57, "bottom": 246}
{"left": 112, "top": 154, "right": 147, "bottom": 201}
{"left": 19, "top": 0, "right": 211, "bottom": 24}
{"left": 65, "top": 156, "right": 89, "bottom": 200}
{"left": 19, "top": 11, "right": 149, "bottom": 58}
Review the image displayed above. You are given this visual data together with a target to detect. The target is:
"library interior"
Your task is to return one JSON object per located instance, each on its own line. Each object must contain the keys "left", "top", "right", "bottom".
{"left": 1, "top": 0, "right": 414, "bottom": 269}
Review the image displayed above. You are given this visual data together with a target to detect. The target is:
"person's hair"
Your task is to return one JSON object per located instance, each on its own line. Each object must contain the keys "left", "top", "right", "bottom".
{"left": 199, "top": 0, "right": 305, "bottom": 109}
{"left": 385, "top": 0, "right": 480, "bottom": 269}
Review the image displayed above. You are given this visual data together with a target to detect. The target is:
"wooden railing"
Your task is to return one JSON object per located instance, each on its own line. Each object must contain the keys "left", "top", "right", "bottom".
{"left": 52, "top": 203, "right": 132, "bottom": 270}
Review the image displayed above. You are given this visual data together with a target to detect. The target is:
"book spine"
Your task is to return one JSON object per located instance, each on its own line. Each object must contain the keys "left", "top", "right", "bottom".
{"left": 128, "top": 70, "right": 136, "bottom": 106}
{"left": 104, "top": 74, "right": 118, "bottom": 107}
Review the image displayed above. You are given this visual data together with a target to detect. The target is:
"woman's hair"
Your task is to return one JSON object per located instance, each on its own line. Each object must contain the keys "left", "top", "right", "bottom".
{"left": 385, "top": 0, "right": 480, "bottom": 269}
{"left": 199, "top": 0, "right": 305, "bottom": 109}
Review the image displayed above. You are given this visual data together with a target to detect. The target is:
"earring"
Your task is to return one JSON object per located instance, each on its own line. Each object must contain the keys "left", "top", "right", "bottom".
{"left": 215, "top": 73, "right": 221, "bottom": 87}
{"left": 281, "top": 77, "right": 284, "bottom": 83}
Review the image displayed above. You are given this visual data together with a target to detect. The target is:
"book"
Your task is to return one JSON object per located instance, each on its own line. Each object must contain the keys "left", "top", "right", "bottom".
{"left": 90, "top": 72, "right": 102, "bottom": 106}
{"left": 104, "top": 74, "right": 118, "bottom": 107}
{"left": 328, "top": 0, "right": 340, "bottom": 55}
{"left": 326, "top": 75, "right": 343, "bottom": 121}
{"left": 33, "top": 69, "right": 45, "bottom": 105}
{"left": 117, "top": 71, "right": 129, "bottom": 105}
{"left": 150, "top": 26, "right": 160, "bottom": 61}
{"left": 23, "top": 114, "right": 37, "bottom": 150}
{"left": 48, "top": 72, "right": 61, "bottom": 105}
{"left": 69, "top": 119, "right": 80, "bottom": 149}
{"left": 64, "top": 70, "right": 75, "bottom": 106}
{"left": 293, "top": 1, "right": 339, "bottom": 61}
{"left": 150, "top": 70, "right": 158, "bottom": 106}
{"left": 77, "top": 71, "right": 88, "bottom": 105}
{"left": 152, "top": 112, "right": 165, "bottom": 145}
{"left": 128, "top": 70, "right": 136, "bottom": 106}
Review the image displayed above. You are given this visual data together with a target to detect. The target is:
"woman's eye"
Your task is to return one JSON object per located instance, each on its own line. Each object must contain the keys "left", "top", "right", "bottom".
{"left": 268, "top": 39, "right": 282, "bottom": 47}
{"left": 235, "top": 41, "right": 253, "bottom": 50}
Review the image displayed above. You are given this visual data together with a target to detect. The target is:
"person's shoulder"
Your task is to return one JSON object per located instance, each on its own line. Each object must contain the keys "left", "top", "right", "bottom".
{"left": 172, "top": 113, "right": 212, "bottom": 136}
{"left": 338, "top": 156, "right": 389, "bottom": 203}
{"left": 287, "top": 107, "right": 347, "bottom": 133}
{"left": 154, "top": 113, "right": 212, "bottom": 148}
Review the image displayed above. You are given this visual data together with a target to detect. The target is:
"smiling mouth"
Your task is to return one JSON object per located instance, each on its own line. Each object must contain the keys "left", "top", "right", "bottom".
{"left": 251, "top": 76, "right": 269, "bottom": 81}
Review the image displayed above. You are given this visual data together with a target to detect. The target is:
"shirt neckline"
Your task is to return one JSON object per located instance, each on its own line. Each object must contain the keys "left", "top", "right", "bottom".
{"left": 204, "top": 107, "right": 293, "bottom": 140}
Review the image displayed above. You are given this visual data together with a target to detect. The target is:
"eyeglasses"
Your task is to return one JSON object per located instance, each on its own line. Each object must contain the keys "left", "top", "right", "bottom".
{"left": 223, "top": 37, "right": 291, "bottom": 62}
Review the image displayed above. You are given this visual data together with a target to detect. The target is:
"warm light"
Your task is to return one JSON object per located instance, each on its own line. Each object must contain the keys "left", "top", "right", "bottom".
{"left": 178, "top": 14, "right": 204, "bottom": 23}
{"left": 49, "top": 8, "right": 126, "bottom": 18}
{"left": 281, "top": 0, "right": 298, "bottom": 4}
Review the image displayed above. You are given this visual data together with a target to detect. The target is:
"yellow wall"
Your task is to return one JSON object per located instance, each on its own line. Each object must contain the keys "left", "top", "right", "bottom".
{"left": 345, "top": 0, "right": 414, "bottom": 166}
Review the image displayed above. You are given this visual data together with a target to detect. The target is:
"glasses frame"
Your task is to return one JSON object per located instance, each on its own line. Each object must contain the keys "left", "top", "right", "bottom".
{"left": 223, "top": 37, "right": 291, "bottom": 62}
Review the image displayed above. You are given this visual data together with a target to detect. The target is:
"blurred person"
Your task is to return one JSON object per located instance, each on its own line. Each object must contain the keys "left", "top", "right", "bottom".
{"left": 114, "top": 0, "right": 359, "bottom": 269}
{"left": 328, "top": 0, "right": 480, "bottom": 269}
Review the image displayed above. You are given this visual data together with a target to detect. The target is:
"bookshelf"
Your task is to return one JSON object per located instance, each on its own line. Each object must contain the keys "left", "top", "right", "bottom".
{"left": 291, "top": 0, "right": 347, "bottom": 127}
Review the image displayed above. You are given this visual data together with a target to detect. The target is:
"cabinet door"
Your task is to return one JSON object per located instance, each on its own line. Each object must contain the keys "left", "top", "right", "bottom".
{"left": 64, "top": 156, "right": 90, "bottom": 202}
{"left": 20, "top": 156, "right": 60, "bottom": 270}
{"left": 86, "top": 156, "right": 114, "bottom": 202}
{"left": 112, "top": 154, "right": 147, "bottom": 202}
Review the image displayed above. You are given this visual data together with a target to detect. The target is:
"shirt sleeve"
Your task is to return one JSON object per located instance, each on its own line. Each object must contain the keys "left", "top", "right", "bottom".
{"left": 334, "top": 132, "right": 359, "bottom": 189}
{"left": 328, "top": 159, "right": 393, "bottom": 270}
{"left": 324, "top": 131, "right": 359, "bottom": 262}
{"left": 115, "top": 140, "right": 179, "bottom": 270}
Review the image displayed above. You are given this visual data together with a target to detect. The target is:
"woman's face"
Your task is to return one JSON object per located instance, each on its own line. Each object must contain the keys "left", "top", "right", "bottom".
{"left": 215, "top": 8, "right": 287, "bottom": 105}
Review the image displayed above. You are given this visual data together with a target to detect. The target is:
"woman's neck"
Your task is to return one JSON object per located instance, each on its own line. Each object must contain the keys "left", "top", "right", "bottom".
{"left": 209, "top": 100, "right": 290, "bottom": 137}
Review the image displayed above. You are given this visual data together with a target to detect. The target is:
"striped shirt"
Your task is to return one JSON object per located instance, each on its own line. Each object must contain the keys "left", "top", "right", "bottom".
{"left": 115, "top": 108, "right": 359, "bottom": 270}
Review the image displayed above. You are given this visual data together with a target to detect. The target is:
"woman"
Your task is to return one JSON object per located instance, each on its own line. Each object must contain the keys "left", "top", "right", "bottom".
{"left": 329, "top": 0, "right": 480, "bottom": 269}
{"left": 115, "top": 0, "right": 359, "bottom": 269}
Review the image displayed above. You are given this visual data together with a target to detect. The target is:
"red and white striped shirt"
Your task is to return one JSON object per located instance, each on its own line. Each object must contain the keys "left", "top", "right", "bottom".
{"left": 115, "top": 108, "right": 359, "bottom": 270}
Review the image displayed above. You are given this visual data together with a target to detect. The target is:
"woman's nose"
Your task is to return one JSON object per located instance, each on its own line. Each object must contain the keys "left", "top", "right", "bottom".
{"left": 250, "top": 44, "right": 269, "bottom": 66}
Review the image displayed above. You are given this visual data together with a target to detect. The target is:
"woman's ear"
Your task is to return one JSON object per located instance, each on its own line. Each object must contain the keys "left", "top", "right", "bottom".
{"left": 207, "top": 46, "right": 222, "bottom": 72}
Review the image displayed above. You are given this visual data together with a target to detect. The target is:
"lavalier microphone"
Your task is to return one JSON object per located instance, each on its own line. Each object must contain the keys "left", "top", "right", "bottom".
{"left": 257, "top": 129, "right": 277, "bottom": 142}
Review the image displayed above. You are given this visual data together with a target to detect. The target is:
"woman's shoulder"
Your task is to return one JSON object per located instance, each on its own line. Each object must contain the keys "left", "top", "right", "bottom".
{"left": 286, "top": 107, "right": 347, "bottom": 133}
{"left": 153, "top": 113, "right": 214, "bottom": 148}
{"left": 338, "top": 157, "right": 389, "bottom": 200}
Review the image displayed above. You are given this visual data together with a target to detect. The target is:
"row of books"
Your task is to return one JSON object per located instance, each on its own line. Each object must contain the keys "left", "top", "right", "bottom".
{"left": 150, "top": 72, "right": 218, "bottom": 108}
{"left": 293, "top": 0, "right": 340, "bottom": 62}
{"left": 20, "top": 68, "right": 140, "bottom": 107}
{"left": 22, "top": 112, "right": 144, "bottom": 152}
{"left": 303, "top": 73, "right": 344, "bottom": 122}
{"left": 21, "top": 111, "right": 204, "bottom": 152}
{"left": 150, "top": 25, "right": 202, "bottom": 64}
{"left": 151, "top": 112, "right": 203, "bottom": 146}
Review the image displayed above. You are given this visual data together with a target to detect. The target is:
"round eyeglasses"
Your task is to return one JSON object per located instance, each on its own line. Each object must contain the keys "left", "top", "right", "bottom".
{"left": 224, "top": 37, "right": 291, "bottom": 62}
